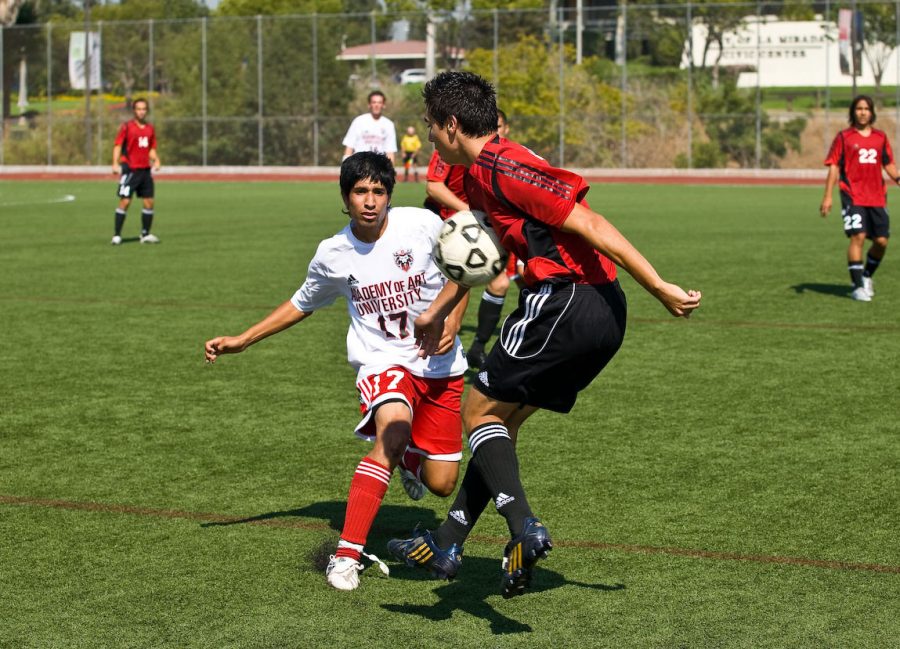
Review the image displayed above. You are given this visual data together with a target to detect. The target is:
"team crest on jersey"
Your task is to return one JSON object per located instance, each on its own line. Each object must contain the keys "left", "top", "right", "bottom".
{"left": 393, "top": 249, "right": 414, "bottom": 271}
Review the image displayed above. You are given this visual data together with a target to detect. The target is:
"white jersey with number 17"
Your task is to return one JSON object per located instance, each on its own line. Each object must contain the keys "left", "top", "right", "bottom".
{"left": 291, "top": 206, "right": 467, "bottom": 381}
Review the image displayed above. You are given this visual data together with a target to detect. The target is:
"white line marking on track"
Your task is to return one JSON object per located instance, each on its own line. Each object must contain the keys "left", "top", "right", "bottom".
{"left": 0, "top": 194, "right": 76, "bottom": 207}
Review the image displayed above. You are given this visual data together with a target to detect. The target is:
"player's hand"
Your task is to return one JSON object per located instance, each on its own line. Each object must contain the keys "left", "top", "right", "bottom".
{"left": 414, "top": 310, "right": 445, "bottom": 358}
{"left": 204, "top": 336, "right": 247, "bottom": 363}
{"left": 434, "top": 316, "right": 461, "bottom": 356}
{"left": 153, "top": 161, "right": 161, "bottom": 172}
{"left": 655, "top": 283, "right": 701, "bottom": 318}
{"left": 112, "top": 164, "right": 121, "bottom": 176}
{"left": 819, "top": 198, "right": 832, "bottom": 218}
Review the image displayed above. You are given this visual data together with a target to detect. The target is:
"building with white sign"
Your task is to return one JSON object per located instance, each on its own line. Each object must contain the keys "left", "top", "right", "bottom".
{"left": 685, "top": 16, "right": 900, "bottom": 88}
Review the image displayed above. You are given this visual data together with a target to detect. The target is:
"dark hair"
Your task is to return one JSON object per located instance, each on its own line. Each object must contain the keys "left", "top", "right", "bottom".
{"left": 849, "top": 95, "right": 876, "bottom": 126}
{"left": 423, "top": 71, "right": 497, "bottom": 137}
{"left": 132, "top": 97, "right": 148, "bottom": 110}
{"left": 367, "top": 90, "right": 386, "bottom": 103}
{"left": 497, "top": 108, "right": 508, "bottom": 125}
{"left": 340, "top": 152, "right": 396, "bottom": 200}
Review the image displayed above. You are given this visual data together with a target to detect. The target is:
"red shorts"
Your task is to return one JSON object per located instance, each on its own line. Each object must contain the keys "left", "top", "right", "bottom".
{"left": 355, "top": 367, "right": 464, "bottom": 460}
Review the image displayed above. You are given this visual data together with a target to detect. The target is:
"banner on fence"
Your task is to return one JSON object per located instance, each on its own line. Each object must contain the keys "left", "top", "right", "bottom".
{"left": 69, "top": 32, "right": 102, "bottom": 91}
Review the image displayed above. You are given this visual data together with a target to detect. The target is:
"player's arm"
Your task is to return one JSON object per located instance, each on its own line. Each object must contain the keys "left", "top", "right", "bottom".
{"left": 426, "top": 181, "right": 468, "bottom": 213}
{"left": 343, "top": 146, "right": 354, "bottom": 161}
{"left": 149, "top": 147, "right": 161, "bottom": 172}
{"left": 414, "top": 281, "right": 470, "bottom": 357}
{"left": 820, "top": 164, "right": 839, "bottom": 217}
{"left": 435, "top": 292, "right": 470, "bottom": 355}
{"left": 386, "top": 152, "right": 396, "bottom": 164}
{"left": 112, "top": 144, "right": 123, "bottom": 175}
{"left": 884, "top": 161, "right": 900, "bottom": 185}
{"left": 205, "top": 300, "right": 310, "bottom": 363}
{"left": 561, "top": 203, "right": 701, "bottom": 318}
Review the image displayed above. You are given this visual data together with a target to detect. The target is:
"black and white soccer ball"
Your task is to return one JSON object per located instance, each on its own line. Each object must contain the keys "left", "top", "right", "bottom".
{"left": 433, "top": 210, "right": 509, "bottom": 287}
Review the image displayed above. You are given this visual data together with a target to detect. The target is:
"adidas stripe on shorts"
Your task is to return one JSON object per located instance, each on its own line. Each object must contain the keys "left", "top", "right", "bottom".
{"left": 472, "top": 280, "right": 627, "bottom": 413}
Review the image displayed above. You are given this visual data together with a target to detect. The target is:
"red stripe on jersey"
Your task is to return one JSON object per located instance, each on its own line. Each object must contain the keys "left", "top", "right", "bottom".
{"left": 465, "top": 138, "right": 617, "bottom": 286}
{"left": 477, "top": 151, "right": 578, "bottom": 200}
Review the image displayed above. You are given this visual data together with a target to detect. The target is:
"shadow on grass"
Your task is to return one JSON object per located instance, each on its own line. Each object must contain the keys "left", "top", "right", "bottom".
{"left": 791, "top": 282, "right": 852, "bottom": 298}
{"left": 202, "top": 501, "right": 624, "bottom": 634}
{"left": 382, "top": 555, "right": 625, "bottom": 635}
{"left": 200, "top": 500, "right": 441, "bottom": 533}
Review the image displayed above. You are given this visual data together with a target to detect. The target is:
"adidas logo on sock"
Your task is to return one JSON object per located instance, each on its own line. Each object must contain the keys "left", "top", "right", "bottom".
{"left": 449, "top": 509, "right": 468, "bottom": 526}
{"left": 478, "top": 370, "right": 489, "bottom": 387}
{"left": 495, "top": 492, "right": 515, "bottom": 509}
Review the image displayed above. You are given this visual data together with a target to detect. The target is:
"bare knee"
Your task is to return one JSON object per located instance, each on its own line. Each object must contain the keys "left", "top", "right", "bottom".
{"left": 422, "top": 460, "right": 459, "bottom": 497}
{"left": 487, "top": 272, "right": 509, "bottom": 296}
{"left": 426, "top": 476, "right": 457, "bottom": 498}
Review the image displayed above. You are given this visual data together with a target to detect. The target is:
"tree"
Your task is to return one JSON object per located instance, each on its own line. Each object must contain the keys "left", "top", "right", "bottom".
{"left": 859, "top": 2, "right": 899, "bottom": 95}
{"left": 684, "top": 75, "right": 806, "bottom": 169}
{"left": 0, "top": 0, "right": 27, "bottom": 25}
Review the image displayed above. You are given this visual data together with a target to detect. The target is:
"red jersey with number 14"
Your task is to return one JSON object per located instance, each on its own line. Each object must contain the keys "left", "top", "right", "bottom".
{"left": 115, "top": 120, "right": 156, "bottom": 169}
{"left": 824, "top": 127, "right": 893, "bottom": 207}
{"left": 464, "top": 136, "right": 616, "bottom": 287}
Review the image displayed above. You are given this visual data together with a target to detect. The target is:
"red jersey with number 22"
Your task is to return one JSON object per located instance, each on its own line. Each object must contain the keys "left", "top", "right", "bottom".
{"left": 115, "top": 120, "right": 156, "bottom": 169}
{"left": 464, "top": 136, "right": 616, "bottom": 287}
{"left": 824, "top": 127, "right": 893, "bottom": 207}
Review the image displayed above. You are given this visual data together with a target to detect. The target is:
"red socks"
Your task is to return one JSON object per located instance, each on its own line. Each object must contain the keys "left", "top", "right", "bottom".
{"left": 335, "top": 457, "right": 391, "bottom": 561}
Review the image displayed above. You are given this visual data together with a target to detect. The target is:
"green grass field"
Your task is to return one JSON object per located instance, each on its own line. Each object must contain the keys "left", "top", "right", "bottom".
{"left": 1, "top": 178, "right": 897, "bottom": 648}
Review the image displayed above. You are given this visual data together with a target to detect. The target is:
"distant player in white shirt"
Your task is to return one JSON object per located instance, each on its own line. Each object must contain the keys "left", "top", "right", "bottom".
{"left": 204, "top": 152, "right": 467, "bottom": 592}
{"left": 342, "top": 91, "right": 398, "bottom": 163}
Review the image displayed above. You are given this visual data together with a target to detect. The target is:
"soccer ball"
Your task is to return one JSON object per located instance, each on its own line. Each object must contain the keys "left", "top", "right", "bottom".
{"left": 433, "top": 210, "right": 509, "bottom": 287}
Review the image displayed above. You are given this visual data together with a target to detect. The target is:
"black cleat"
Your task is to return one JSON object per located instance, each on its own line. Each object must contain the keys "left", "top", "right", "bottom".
{"left": 500, "top": 517, "right": 553, "bottom": 598}
{"left": 387, "top": 527, "right": 463, "bottom": 580}
{"left": 466, "top": 341, "right": 487, "bottom": 370}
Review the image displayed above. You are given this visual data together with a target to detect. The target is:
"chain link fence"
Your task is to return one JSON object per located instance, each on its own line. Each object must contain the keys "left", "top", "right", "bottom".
{"left": 2, "top": 1, "right": 900, "bottom": 169}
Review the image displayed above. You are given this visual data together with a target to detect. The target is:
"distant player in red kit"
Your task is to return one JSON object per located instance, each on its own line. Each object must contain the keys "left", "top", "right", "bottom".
{"left": 821, "top": 95, "right": 897, "bottom": 301}
{"left": 111, "top": 98, "right": 161, "bottom": 245}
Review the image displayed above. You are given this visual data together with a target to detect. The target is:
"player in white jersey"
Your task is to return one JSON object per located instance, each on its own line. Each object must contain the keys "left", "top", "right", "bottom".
{"left": 342, "top": 91, "right": 398, "bottom": 163}
{"left": 204, "top": 152, "right": 467, "bottom": 591}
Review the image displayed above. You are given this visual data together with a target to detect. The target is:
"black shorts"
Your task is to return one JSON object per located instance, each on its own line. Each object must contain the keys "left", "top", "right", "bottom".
{"left": 840, "top": 192, "right": 891, "bottom": 239}
{"left": 472, "top": 280, "right": 627, "bottom": 413}
{"left": 403, "top": 151, "right": 417, "bottom": 165}
{"left": 117, "top": 166, "right": 154, "bottom": 199}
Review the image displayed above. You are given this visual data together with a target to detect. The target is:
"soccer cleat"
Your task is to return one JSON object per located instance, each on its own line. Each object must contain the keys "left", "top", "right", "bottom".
{"left": 466, "top": 341, "right": 487, "bottom": 370}
{"left": 862, "top": 275, "right": 874, "bottom": 297}
{"left": 110, "top": 235, "right": 122, "bottom": 245}
{"left": 140, "top": 233, "right": 160, "bottom": 244}
{"left": 500, "top": 517, "right": 553, "bottom": 599}
{"left": 325, "top": 555, "right": 364, "bottom": 591}
{"left": 387, "top": 528, "right": 463, "bottom": 580}
{"left": 399, "top": 466, "right": 425, "bottom": 501}
{"left": 851, "top": 286, "right": 872, "bottom": 302}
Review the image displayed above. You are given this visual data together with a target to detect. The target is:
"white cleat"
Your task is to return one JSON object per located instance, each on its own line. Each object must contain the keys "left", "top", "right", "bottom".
{"left": 110, "top": 235, "right": 122, "bottom": 245}
{"left": 851, "top": 286, "right": 872, "bottom": 302}
{"left": 862, "top": 275, "right": 874, "bottom": 297}
{"left": 140, "top": 233, "right": 160, "bottom": 244}
{"left": 399, "top": 466, "right": 426, "bottom": 501}
{"left": 325, "top": 555, "right": 363, "bottom": 591}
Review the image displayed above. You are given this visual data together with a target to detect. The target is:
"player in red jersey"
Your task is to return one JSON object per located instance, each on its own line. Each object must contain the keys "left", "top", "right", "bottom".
{"left": 388, "top": 71, "right": 701, "bottom": 598}
{"left": 110, "top": 98, "right": 161, "bottom": 245}
{"left": 820, "top": 95, "right": 897, "bottom": 301}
